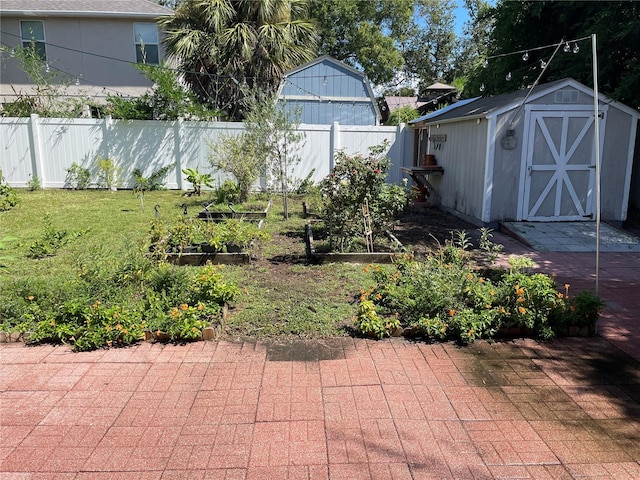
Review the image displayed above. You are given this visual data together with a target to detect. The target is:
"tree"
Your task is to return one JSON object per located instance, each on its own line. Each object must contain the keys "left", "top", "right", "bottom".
{"left": 107, "top": 62, "right": 218, "bottom": 120}
{"left": 159, "top": 0, "right": 318, "bottom": 120}
{"left": 1, "top": 43, "right": 90, "bottom": 117}
{"left": 403, "top": 0, "right": 458, "bottom": 94}
{"left": 210, "top": 88, "right": 304, "bottom": 219}
{"left": 384, "top": 105, "right": 420, "bottom": 126}
{"left": 464, "top": 1, "right": 640, "bottom": 109}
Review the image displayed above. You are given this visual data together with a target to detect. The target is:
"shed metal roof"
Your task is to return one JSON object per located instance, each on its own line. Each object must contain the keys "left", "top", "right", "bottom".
{"left": 0, "top": 0, "right": 173, "bottom": 18}
{"left": 411, "top": 78, "right": 640, "bottom": 127}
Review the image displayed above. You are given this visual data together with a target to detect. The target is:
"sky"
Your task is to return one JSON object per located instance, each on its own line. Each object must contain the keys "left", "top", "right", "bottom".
{"left": 453, "top": 1, "right": 471, "bottom": 36}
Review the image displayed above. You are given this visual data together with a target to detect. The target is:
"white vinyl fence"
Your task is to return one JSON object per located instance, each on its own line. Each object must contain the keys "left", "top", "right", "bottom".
{"left": 0, "top": 115, "right": 414, "bottom": 190}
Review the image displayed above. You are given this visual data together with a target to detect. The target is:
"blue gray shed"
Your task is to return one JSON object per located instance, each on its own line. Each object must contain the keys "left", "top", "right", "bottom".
{"left": 409, "top": 78, "right": 639, "bottom": 226}
{"left": 277, "top": 56, "right": 380, "bottom": 125}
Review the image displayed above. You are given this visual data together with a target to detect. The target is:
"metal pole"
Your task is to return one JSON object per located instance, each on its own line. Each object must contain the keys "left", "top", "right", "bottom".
{"left": 592, "top": 33, "right": 601, "bottom": 317}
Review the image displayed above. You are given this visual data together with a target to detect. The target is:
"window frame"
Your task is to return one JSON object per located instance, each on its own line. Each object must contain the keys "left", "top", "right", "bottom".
{"left": 20, "top": 20, "right": 47, "bottom": 60}
{"left": 133, "top": 22, "right": 160, "bottom": 65}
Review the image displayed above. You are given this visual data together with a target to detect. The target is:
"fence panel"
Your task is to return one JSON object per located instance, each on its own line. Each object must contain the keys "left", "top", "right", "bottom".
{"left": 0, "top": 117, "right": 414, "bottom": 190}
{"left": 0, "top": 118, "right": 32, "bottom": 187}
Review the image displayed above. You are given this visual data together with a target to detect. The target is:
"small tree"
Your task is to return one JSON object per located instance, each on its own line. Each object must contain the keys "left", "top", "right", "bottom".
{"left": 1, "top": 43, "right": 90, "bottom": 117}
{"left": 210, "top": 88, "right": 305, "bottom": 218}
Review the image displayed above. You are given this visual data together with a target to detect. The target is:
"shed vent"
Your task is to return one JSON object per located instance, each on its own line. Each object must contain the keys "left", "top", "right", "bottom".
{"left": 554, "top": 90, "right": 579, "bottom": 104}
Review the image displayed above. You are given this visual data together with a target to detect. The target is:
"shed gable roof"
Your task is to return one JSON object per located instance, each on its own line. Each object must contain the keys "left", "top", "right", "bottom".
{"left": 0, "top": 0, "right": 173, "bottom": 18}
{"left": 412, "top": 78, "right": 640, "bottom": 126}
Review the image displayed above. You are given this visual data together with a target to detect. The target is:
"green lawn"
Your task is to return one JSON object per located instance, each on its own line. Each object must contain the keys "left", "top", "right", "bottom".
{"left": 0, "top": 189, "right": 372, "bottom": 340}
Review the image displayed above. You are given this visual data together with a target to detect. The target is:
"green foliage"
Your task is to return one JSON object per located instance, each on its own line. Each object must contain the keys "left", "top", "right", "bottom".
{"left": 384, "top": 106, "right": 420, "bottom": 126}
{"left": 106, "top": 62, "right": 218, "bottom": 120}
{"left": 354, "top": 290, "right": 400, "bottom": 339}
{"left": 466, "top": 1, "right": 640, "bottom": 109}
{"left": 27, "top": 174, "right": 41, "bottom": 191}
{"left": 96, "top": 158, "right": 120, "bottom": 190}
{"left": 159, "top": 0, "right": 318, "bottom": 120}
{"left": 356, "top": 239, "right": 603, "bottom": 343}
{"left": 209, "top": 132, "right": 262, "bottom": 203}
{"left": 0, "top": 168, "right": 19, "bottom": 211}
{"left": 146, "top": 215, "right": 271, "bottom": 256}
{"left": 182, "top": 168, "right": 214, "bottom": 196}
{"left": 319, "top": 140, "right": 408, "bottom": 252}
{"left": 213, "top": 180, "right": 242, "bottom": 205}
{"left": 4, "top": 247, "right": 238, "bottom": 350}
{"left": 133, "top": 164, "right": 174, "bottom": 192}
{"left": 65, "top": 162, "right": 91, "bottom": 190}
{"left": 27, "top": 213, "right": 87, "bottom": 259}
{"left": 0, "top": 43, "right": 90, "bottom": 117}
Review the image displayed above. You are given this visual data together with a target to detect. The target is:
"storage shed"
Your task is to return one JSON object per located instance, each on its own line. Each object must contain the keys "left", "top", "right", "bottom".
{"left": 408, "top": 78, "right": 639, "bottom": 226}
{"left": 277, "top": 56, "right": 380, "bottom": 125}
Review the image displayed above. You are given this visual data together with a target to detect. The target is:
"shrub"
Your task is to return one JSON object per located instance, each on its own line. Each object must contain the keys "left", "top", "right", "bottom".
{"left": 355, "top": 238, "right": 603, "bottom": 344}
{"left": 65, "top": 162, "right": 91, "bottom": 189}
{"left": 0, "top": 168, "right": 19, "bottom": 211}
{"left": 319, "top": 140, "right": 408, "bottom": 252}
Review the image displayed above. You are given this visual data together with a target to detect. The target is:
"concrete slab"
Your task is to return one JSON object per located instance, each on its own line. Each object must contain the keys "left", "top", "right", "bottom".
{"left": 500, "top": 221, "right": 640, "bottom": 252}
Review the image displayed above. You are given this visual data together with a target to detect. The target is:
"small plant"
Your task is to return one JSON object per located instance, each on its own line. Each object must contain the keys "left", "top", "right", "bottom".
{"left": 0, "top": 168, "right": 19, "bottom": 211}
{"left": 479, "top": 227, "right": 504, "bottom": 264}
{"left": 65, "top": 162, "right": 91, "bottom": 190}
{"left": 133, "top": 164, "right": 175, "bottom": 211}
{"left": 354, "top": 289, "right": 400, "bottom": 339}
{"left": 213, "top": 180, "right": 242, "bottom": 204}
{"left": 96, "top": 157, "right": 120, "bottom": 190}
{"left": 28, "top": 213, "right": 87, "bottom": 259}
{"left": 27, "top": 174, "right": 41, "bottom": 191}
{"left": 182, "top": 167, "right": 214, "bottom": 196}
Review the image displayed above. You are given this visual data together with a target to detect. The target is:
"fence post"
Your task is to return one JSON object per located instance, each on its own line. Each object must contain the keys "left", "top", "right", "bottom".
{"left": 393, "top": 122, "right": 406, "bottom": 184}
{"left": 28, "top": 114, "right": 45, "bottom": 187}
{"left": 174, "top": 118, "right": 183, "bottom": 190}
{"left": 330, "top": 121, "right": 340, "bottom": 172}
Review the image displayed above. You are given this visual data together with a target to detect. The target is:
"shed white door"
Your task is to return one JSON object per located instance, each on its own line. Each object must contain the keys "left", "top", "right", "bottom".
{"left": 520, "top": 109, "right": 605, "bottom": 221}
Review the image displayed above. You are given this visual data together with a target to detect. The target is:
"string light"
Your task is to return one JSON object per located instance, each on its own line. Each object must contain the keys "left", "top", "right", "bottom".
{"left": 505, "top": 72, "right": 512, "bottom": 81}
{"left": 540, "top": 60, "right": 547, "bottom": 69}
{"left": 479, "top": 83, "right": 485, "bottom": 92}
{"left": 563, "top": 41, "right": 571, "bottom": 53}
{"left": 572, "top": 42, "right": 580, "bottom": 54}
{"left": 522, "top": 51, "right": 529, "bottom": 61}
{"left": 322, "top": 75, "right": 327, "bottom": 86}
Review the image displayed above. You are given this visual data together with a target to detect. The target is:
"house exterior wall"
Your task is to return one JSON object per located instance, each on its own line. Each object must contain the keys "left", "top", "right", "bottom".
{"left": 1, "top": 15, "right": 166, "bottom": 100}
{"left": 423, "top": 119, "right": 488, "bottom": 221}
{"left": 279, "top": 59, "right": 378, "bottom": 125}
{"left": 0, "top": 117, "right": 412, "bottom": 189}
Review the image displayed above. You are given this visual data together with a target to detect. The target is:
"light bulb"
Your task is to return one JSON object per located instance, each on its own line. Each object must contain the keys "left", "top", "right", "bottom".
{"left": 45, "top": 63, "right": 50, "bottom": 73}
{"left": 322, "top": 76, "right": 327, "bottom": 86}
{"left": 572, "top": 43, "right": 580, "bottom": 54}
{"left": 540, "top": 60, "right": 547, "bottom": 69}
{"left": 505, "top": 72, "right": 512, "bottom": 81}
{"left": 75, "top": 76, "right": 80, "bottom": 86}
{"left": 563, "top": 42, "right": 571, "bottom": 53}
{"left": 522, "top": 51, "right": 529, "bottom": 61}
{"left": 9, "top": 48, "right": 15, "bottom": 57}
{"left": 483, "top": 59, "right": 488, "bottom": 68}
{"left": 479, "top": 83, "right": 485, "bottom": 92}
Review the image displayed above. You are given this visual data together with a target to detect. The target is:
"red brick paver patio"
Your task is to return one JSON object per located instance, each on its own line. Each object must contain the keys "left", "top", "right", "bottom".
{"left": 1, "top": 243, "right": 639, "bottom": 479}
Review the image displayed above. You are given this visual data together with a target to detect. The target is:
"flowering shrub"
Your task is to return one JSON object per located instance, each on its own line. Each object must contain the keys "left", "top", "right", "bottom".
{"left": 355, "top": 239, "right": 603, "bottom": 343}
{"left": 319, "top": 140, "right": 408, "bottom": 252}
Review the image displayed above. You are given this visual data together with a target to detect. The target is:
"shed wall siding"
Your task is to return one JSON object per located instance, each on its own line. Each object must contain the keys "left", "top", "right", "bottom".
{"left": 427, "top": 120, "right": 487, "bottom": 220}
{"left": 490, "top": 109, "right": 526, "bottom": 221}
{"left": 601, "top": 107, "right": 634, "bottom": 219}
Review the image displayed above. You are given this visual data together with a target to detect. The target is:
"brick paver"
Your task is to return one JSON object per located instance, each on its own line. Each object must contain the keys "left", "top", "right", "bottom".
{"left": 1, "top": 243, "right": 639, "bottom": 479}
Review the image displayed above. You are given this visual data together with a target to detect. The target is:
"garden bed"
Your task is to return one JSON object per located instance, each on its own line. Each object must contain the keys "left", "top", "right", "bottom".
{"left": 198, "top": 199, "right": 271, "bottom": 221}
{"left": 304, "top": 223, "right": 404, "bottom": 264}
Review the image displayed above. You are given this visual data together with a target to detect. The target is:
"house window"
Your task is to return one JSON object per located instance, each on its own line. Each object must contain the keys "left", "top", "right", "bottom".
{"left": 20, "top": 20, "right": 46, "bottom": 60}
{"left": 133, "top": 23, "right": 159, "bottom": 64}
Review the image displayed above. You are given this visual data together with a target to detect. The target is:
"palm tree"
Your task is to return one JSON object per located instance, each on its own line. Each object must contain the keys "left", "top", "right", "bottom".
{"left": 160, "top": 0, "right": 318, "bottom": 120}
